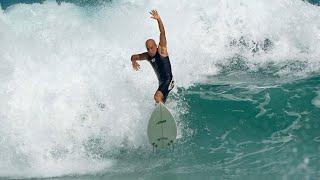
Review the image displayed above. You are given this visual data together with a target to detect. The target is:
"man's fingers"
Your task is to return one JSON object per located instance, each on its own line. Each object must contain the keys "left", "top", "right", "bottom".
{"left": 133, "top": 63, "right": 140, "bottom": 71}
{"left": 150, "top": 9, "right": 157, "bottom": 15}
{"left": 133, "top": 64, "right": 137, "bottom": 71}
{"left": 149, "top": 9, "right": 159, "bottom": 20}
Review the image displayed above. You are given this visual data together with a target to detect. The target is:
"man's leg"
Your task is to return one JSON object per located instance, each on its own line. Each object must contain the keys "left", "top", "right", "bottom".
{"left": 154, "top": 90, "right": 164, "bottom": 103}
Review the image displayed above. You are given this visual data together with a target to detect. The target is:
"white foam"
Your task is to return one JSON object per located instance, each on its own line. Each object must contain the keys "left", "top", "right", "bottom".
{"left": 312, "top": 92, "right": 320, "bottom": 108}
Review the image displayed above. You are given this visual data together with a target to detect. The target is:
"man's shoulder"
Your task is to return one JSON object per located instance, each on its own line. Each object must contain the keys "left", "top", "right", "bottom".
{"left": 157, "top": 45, "right": 168, "bottom": 57}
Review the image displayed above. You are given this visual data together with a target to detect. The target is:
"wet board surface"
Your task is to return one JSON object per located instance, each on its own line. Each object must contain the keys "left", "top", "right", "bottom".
{"left": 147, "top": 103, "right": 177, "bottom": 149}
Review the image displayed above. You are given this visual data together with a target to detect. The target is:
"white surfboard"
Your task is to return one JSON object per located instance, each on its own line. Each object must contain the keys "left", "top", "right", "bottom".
{"left": 147, "top": 103, "right": 177, "bottom": 149}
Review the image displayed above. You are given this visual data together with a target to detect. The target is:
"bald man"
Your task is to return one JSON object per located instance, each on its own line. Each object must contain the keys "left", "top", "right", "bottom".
{"left": 130, "top": 10, "right": 174, "bottom": 104}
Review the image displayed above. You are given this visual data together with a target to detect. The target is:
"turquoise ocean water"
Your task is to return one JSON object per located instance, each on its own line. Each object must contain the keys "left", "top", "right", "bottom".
{"left": 0, "top": 0, "right": 320, "bottom": 179}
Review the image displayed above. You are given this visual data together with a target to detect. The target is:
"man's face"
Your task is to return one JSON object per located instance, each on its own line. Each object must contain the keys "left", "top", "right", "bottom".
{"left": 146, "top": 40, "right": 157, "bottom": 57}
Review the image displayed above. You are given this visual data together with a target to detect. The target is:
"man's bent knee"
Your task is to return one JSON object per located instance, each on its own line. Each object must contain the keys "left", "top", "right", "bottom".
{"left": 154, "top": 91, "right": 164, "bottom": 103}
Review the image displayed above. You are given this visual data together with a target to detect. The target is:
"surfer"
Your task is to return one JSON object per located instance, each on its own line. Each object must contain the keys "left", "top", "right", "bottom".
{"left": 130, "top": 9, "right": 174, "bottom": 104}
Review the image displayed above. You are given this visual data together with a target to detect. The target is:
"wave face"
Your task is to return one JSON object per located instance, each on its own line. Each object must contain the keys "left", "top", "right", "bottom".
{"left": 0, "top": 0, "right": 320, "bottom": 179}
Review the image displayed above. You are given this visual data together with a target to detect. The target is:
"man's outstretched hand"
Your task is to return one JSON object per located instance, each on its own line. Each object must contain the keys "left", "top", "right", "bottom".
{"left": 150, "top": 9, "right": 161, "bottom": 20}
{"left": 132, "top": 61, "right": 140, "bottom": 71}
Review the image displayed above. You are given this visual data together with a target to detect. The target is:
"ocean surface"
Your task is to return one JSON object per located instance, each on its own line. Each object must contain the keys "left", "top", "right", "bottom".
{"left": 0, "top": 0, "right": 320, "bottom": 179}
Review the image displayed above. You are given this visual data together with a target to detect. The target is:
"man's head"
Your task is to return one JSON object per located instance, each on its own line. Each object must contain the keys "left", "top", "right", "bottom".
{"left": 145, "top": 39, "right": 157, "bottom": 57}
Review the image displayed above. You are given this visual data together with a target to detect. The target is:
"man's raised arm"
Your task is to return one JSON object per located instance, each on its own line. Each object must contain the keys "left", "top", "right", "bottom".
{"left": 150, "top": 10, "right": 167, "bottom": 50}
